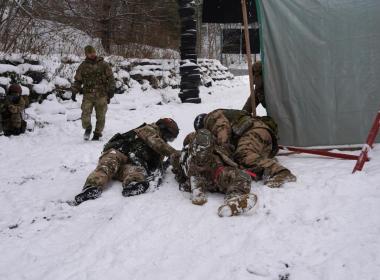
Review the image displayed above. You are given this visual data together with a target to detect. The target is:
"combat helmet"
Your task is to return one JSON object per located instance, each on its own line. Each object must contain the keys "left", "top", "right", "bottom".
{"left": 156, "top": 118, "right": 179, "bottom": 142}
{"left": 193, "top": 113, "right": 207, "bottom": 130}
{"left": 8, "top": 84, "right": 22, "bottom": 95}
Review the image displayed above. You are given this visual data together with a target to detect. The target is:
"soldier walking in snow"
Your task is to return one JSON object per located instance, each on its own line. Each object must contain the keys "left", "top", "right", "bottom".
{"left": 0, "top": 84, "right": 26, "bottom": 136}
{"left": 71, "top": 45, "right": 115, "bottom": 141}
{"left": 73, "top": 118, "right": 180, "bottom": 205}
{"left": 193, "top": 109, "right": 296, "bottom": 188}
{"left": 172, "top": 129, "right": 258, "bottom": 217}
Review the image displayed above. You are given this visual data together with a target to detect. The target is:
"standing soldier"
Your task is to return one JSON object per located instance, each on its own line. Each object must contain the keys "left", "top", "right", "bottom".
{"left": 1, "top": 84, "right": 26, "bottom": 136}
{"left": 72, "top": 45, "right": 115, "bottom": 141}
{"left": 243, "top": 61, "right": 266, "bottom": 113}
{"left": 73, "top": 118, "right": 180, "bottom": 205}
{"left": 193, "top": 109, "right": 296, "bottom": 188}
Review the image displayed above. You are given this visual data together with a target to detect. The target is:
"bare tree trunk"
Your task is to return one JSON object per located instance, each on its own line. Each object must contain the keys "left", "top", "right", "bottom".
{"left": 100, "top": 0, "right": 112, "bottom": 53}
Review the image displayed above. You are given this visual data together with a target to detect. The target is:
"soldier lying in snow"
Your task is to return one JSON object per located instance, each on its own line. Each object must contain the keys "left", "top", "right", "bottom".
{"left": 73, "top": 118, "right": 180, "bottom": 205}
{"left": 172, "top": 129, "right": 258, "bottom": 217}
{"left": 193, "top": 109, "right": 296, "bottom": 188}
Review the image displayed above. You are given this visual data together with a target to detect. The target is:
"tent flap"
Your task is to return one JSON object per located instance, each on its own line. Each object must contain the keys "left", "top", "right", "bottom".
{"left": 258, "top": 0, "right": 380, "bottom": 146}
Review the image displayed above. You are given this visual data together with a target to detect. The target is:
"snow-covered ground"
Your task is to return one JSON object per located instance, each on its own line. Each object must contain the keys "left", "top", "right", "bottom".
{"left": 0, "top": 76, "right": 379, "bottom": 280}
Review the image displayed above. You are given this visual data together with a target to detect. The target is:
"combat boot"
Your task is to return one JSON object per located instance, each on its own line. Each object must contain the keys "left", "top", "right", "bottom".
{"left": 83, "top": 126, "right": 92, "bottom": 141}
{"left": 264, "top": 169, "right": 297, "bottom": 188}
{"left": 179, "top": 180, "right": 191, "bottom": 192}
{"left": 122, "top": 181, "right": 149, "bottom": 197}
{"left": 218, "top": 193, "right": 258, "bottom": 217}
{"left": 74, "top": 186, "right": 102, "bottom": 205}
{"left": 191, "top": 186, "right": 207, "bottom": 205}
{"left": 92, "top": 132, "right": 102, "bottom": 141}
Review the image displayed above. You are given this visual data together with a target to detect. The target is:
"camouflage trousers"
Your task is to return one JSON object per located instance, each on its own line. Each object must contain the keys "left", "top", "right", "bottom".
{"left": 234, "top": 127, "right": 286, "bottom": 178}
{"left": 192, "top": 166, "right": 252, "bottom": 197}
{"left": 2, "top": 113, "right": 26, "bottom": 135}
{"left": 178, "top": 129, "right": 252, "bottom": 197}
{"left": 81, "top": 95, "right": 108, "bottom": 135}
{"left": 84, "top": 149, "right": 147, "bottom": 190}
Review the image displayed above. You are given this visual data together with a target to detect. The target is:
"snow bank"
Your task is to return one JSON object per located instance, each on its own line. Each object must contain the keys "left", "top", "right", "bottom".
{"left": 0, "top": 77, "right": 11, "bottom": 86}
{"left": 0, "top": 64, "right": 20, "bottom": 74}
{"left": 33, "top": 79, "right": 55, "bottom": 95}
{"left": 0, "top": 53, "right": 234, "bottom": 106}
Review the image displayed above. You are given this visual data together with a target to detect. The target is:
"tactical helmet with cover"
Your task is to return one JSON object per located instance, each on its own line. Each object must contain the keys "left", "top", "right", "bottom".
{"left": 156, "top": 118, "right": 179, "bottom": 142}
{"left": 194, "top": 113, "right": 207, "bottom": 130}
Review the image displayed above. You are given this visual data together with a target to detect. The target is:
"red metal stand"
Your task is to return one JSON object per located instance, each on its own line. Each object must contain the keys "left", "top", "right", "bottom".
{"left": 352, "top": 111, "right": 380, "bottom": 173}
{"left": 279, "top": 145, "right": 366, "bottom": 161}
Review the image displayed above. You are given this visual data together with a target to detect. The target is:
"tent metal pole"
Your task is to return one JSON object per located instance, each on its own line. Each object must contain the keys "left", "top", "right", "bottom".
{"left": 241, "top": 0, "right": 256, "bottom": 116}
{"left": 279, "top": 145, "right": 368, "bottom": 161}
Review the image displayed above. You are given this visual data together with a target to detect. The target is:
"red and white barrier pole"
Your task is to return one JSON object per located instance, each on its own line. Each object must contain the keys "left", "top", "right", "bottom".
{"left": 352, "top": 111, "right": 380, "bottom": 173}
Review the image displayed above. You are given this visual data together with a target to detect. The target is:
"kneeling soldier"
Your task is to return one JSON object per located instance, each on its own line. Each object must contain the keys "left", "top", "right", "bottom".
{"left": 73, "top": 118, "right": 179, "bottom": 205}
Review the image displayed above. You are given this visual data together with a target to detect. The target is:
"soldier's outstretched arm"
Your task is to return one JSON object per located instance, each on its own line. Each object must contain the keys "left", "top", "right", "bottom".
{"left": 136, "top": 126, "right": 177, "bottom": 157}
{"left": 204, "top": 110, "right": 232, "bottom": 146}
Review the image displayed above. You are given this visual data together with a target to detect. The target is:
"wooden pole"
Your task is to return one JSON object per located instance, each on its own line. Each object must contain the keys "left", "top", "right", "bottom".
{"left": 241, "top": 0, "right": 256, "bottom": 116}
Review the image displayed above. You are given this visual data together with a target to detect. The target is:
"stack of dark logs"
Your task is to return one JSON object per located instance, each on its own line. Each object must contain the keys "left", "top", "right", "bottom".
{"left": 178, "top": 0, "right": 201, "bottom": 103}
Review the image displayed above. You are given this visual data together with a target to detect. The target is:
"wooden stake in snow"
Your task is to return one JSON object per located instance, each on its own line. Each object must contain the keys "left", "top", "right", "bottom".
{"left": 241, "top": 0, "right": 256, "bottom": 116}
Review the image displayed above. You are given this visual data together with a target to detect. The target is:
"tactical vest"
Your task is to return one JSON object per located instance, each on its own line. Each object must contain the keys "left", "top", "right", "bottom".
{"left": 103, "top": 124, "right": 161, "bottom": 172}
{"left": 222, "top": 109, "right": 279, "bottom": 157}
{"left": 80, "top": 58, "right": 109, "bottom": 94}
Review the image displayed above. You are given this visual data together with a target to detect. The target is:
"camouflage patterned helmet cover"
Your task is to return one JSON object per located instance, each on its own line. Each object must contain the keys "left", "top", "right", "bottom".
{"left": 156, "top": 118, "right": 179, "bottom": 140}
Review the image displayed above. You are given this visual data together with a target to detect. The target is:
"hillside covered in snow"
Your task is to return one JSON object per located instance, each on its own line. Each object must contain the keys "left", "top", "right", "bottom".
{"left": 0, "top": 76, "right": 379, "bottom": 280}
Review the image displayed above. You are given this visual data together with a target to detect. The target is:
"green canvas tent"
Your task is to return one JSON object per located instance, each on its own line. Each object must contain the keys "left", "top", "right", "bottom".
{"left": 256, "top": 0, "right": 380, "bottom": 146}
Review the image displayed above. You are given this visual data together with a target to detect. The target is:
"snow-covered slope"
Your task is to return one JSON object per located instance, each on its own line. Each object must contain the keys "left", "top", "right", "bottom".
{"left": 0, "top": 77, "right": 379, "bottom": 280}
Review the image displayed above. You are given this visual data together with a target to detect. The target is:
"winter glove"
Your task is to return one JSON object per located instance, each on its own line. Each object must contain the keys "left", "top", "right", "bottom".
{"left": 107, "top": 90, "right": 115, "bottom": 100}
{"left": 71, "top": 93, "right": 77, "bottom": 102}
{"left": 8, "top": 105, "right": 18, "bottom": 113}
{"left": 107, "top": 97, "right": 110, "bottom": 104}
{"left": 169, "top": 150, "right": 181, "bottom": 173}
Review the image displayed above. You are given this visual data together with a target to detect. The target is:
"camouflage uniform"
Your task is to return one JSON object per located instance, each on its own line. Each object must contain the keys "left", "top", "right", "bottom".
{"left": 84, "top": 123, "right": 177, "bottom": 191}
{"left": 72, "top": 56, "right": 115, "bottom": 136}
{"left": 243, "top": 61, "right": 266, "bottom": 113}
{"left": 203, "top": 109, "right": 296, "bottom": 187}
{"left": 1, "top": 86, "right": 26, "bottom": 136}
{"left": 175, "top": 129, "right": 258, "bottom": 217}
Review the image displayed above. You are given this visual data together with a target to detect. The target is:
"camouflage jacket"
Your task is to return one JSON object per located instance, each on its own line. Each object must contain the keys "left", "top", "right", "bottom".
{"left": 242, "top": 66, "right": 266, "bottom": 112}
{"left": 1, "top": 94, "right": 25, "bottom": 118}
{"left": 103, "top": 123, "right": 177, "bottom": 171}
{"left": 72, "top": 57, "right": 115, "bottom": 98}
{"left": 182, "top": 131, "right": 238, "bottom": 174}
{"left": 204, "top": 109, "right": 276, "bottom": 147}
